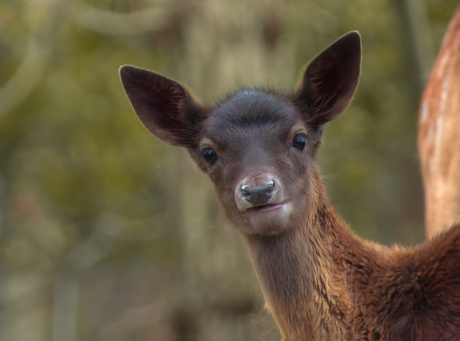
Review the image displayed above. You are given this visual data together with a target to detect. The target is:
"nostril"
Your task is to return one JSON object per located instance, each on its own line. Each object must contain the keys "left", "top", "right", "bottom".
{"left": 265, "top": 180, "right": 275, "bottom": 193}
{"left": 241, "top": 186, "right": 250, "bottom": 198}
{"left": 256, "top": 180, "right": 275, "bottom": 195}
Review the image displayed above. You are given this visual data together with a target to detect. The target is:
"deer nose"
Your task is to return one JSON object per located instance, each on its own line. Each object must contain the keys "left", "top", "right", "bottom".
{"left": 235, "top": 172, "right": 284, "bottom": 212}
{"left": 240, "top": 179, "right": 275, "bottom": 207}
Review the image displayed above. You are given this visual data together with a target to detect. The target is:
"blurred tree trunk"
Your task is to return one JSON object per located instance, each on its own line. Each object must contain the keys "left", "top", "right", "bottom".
{"left": 0, "top": 272, "right": 50, "bottom": 341}
{"left": 391, "top": 0, "right": 431, "bottom": 242}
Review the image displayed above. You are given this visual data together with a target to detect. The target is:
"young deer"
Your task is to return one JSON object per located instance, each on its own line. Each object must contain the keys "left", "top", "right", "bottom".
{"left": 120, "top": 32, "right": 460, "bottom": 340}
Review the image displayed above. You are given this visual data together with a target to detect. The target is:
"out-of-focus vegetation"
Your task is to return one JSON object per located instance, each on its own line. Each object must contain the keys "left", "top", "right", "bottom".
{"left": 0, "top": 0, "right": 457, "bottom": 340}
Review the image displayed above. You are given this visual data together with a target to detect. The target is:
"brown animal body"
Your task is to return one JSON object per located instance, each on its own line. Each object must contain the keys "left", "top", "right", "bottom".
{"left": 419, "top": 7, "right": 460, "bottom": 239}
{"left": 120, "top": 32, "right": 460, "bottom": 340}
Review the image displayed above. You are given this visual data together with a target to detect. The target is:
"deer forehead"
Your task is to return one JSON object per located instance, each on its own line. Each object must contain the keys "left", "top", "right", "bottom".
{"left": 202, "top": 89, "right": 303, "bottom": 152}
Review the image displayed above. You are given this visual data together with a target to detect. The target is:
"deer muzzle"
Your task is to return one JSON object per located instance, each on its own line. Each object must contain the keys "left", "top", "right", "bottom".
{"left": 235, "top": 173, "right": 285, "bottom": 211}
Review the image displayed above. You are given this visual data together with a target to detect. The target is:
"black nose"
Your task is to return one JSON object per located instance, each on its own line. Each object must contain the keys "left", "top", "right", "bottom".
{"left": 241, "top": 180, "right": 275, "bottom": 207}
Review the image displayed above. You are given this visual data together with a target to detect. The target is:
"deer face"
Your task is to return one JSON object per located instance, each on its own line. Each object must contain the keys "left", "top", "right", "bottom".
{"left": 120, "top": 32, "right": 361, "bottom": 236}
{"left": 197, "top": 90, "right": 321, "bottom": 235}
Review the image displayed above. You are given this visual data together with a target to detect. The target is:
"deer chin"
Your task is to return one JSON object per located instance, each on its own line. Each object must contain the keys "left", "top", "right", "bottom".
{"left": 242, "top": 202, "right": 293, "bottom": 236}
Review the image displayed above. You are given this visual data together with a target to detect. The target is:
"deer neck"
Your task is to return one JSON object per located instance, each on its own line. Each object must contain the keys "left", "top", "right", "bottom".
{"left": 245, "top": 181, "right": 357, "bottom": 339}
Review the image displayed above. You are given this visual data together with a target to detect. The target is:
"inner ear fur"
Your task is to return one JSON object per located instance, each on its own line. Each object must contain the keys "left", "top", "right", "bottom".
{"left": 295, "top": 31, "right": 361, "bottom": 126}
{"left": 119, "top": 65, "right": 208, "bottom": 148}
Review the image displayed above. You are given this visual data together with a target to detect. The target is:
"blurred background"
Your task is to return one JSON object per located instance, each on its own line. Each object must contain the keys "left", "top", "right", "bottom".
{"left": 0, "top": 0, "right": 458, "bottom": 340}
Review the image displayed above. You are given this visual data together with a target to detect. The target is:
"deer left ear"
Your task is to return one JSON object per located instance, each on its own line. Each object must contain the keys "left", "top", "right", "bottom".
{"left": 296, "top": 31, "right": 361, "bottom": 126}
{"left": 120, "top": 65, "right": 207, "bottom": 149}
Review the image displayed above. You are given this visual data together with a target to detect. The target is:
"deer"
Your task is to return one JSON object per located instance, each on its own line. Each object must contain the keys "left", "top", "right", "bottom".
{"left": 120, "top": 31, "right": 460, "bottom": 340}
{"left": 418, "top": 7, "right": 460, "bottom": 239}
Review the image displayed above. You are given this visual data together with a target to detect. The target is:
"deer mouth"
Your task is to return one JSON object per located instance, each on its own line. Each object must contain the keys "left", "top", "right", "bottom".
{"left": 241, "top": 201, "right": 293, "bottom": 235}
{"left": 245, "top": 201, "right": 292, "bottom": 218}
{"left": 248, "top": 203, "right": 286, "bottom": 212}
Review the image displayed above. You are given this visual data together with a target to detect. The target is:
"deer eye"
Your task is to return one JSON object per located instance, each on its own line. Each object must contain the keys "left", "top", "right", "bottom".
{"left": 292, "top": 133, "right": 307, "bottom": 151}
{"left": 201, "top": 147, "right": 218, "bottom": 166}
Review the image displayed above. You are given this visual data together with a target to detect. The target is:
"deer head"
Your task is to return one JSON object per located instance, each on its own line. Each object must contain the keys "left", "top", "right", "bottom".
{"left": 120, "top": 32, "right": 361, "bottom": 237}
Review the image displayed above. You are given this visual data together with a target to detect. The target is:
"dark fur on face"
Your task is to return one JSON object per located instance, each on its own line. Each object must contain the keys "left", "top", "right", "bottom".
{"left": 120, "top": 32, "right": 460, "bottom": 340}
{"left": 201, "top": 89, "right": 320, "bottom": 235}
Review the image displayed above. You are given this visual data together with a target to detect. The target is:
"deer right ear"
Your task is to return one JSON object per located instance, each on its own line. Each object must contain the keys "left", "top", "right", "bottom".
{"left": 296, "top": 31, "right": 361, "bottom": 126}
{"left": 119, "top": 65, "right": 207, "bottom": 148}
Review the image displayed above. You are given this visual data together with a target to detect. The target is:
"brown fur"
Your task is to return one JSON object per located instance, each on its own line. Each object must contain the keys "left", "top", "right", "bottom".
{"left": 120, "top": 32, "right": 460, "bottom": 340}
{"left": 419, "top": 7, "right": 460, "bottom": 238}
{"left": 249, "top": 179, "right": 460, "bottom": 340}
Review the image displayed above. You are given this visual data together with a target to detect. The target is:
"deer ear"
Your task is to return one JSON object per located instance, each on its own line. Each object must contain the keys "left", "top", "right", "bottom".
{"left": 296, "top": 31, "right": 361, "bottom": 126}
{"left": 119, "top": 65, "right": 207, "bottom": 148}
